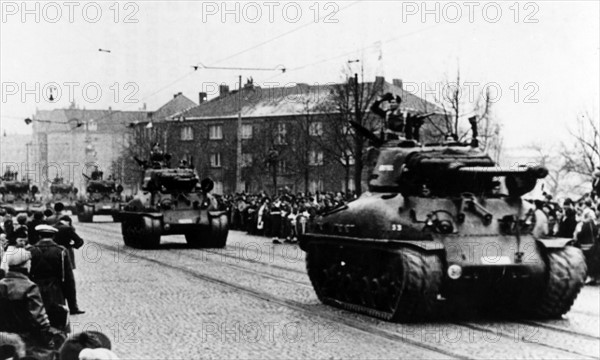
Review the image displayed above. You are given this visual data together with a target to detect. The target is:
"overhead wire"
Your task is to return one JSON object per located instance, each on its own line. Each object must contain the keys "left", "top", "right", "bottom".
{"left": 259, "top": 23, "right": 442, "bottom": 84}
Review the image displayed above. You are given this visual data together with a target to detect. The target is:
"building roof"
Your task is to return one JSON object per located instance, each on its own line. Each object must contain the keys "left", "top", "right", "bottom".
{"left": 33, "top": 93, "right": 197, "bottom": 133}
{"left": 181, "top": 78, "right": 443, "bottom": 120}
{"left": 151, "top": 93, "right": 197, "bottom": 122}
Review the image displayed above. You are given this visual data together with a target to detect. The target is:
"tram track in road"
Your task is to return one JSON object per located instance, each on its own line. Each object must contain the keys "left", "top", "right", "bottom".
{"left": 77, "top": 223, "right": 600, "bottom": 359}
{"left": 83, "top": 222, "right": 308, "bottom": 276}
{"left": 76, "top": 224, "right": 467, "bottom": 359}
{"left": 81, "top": 223, "right": 310, "bottom": 286}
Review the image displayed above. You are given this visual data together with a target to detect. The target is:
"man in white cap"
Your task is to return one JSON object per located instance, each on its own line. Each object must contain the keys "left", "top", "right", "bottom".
{"left": 0, "top": 247, "right": 55, "bottom": 348}
{"left": 29, "top": 224, "right": 82, "bottom": 326}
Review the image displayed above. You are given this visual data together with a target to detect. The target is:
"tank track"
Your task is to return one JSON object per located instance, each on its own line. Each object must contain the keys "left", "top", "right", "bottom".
{"left": 306, "top": 244, "right": 442, "bottom": 322}
{"left": 532, "top": 246, "right": 587, "bottom": 318}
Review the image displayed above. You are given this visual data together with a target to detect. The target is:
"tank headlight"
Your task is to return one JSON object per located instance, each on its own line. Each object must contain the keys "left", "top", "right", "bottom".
{"left": 447, "top": 264, "right": 462, "bottom": 280}
{"left": 436, "top": 220, "right": 454, "bottom": 234}
{"left": 161, "top": 199, "right": 172, "bottom": 210}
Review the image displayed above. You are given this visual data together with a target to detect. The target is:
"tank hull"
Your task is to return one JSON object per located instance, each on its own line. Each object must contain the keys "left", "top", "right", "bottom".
{"left": 300, "top": 192, "right": 586, "bottom": 321}
{"left": 119, "top": 209, "right": 229, "bottom": 249}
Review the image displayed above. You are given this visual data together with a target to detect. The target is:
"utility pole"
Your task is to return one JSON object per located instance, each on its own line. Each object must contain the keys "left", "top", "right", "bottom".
{"left": 236, "top": 75, "right": 243, "bottom": 193}
{"left": 353, "top": 72, "right": 363, "bottom": 196}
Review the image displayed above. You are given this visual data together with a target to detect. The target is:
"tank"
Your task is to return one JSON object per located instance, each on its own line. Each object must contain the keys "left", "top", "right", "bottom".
{"left": 299, "top": 111, "right": 587, "bottom": 322}
{"left": 75, "top": 169, "right": 125, "bottom": 222}
{"left": 0, "top": 170, "right": 43, "bottom": 215}
{"left": 117, "top": 147, "right": 229, "bottom": 249}
{"left": 48, "top": 177, "right": 79, "bottom": 215}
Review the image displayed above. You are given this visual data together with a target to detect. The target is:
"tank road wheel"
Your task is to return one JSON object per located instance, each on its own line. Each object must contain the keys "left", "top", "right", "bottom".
{"left": 121, "top": 221, "right": 137, "bottom": 248}
{"left": 392, "top": 249, "right": 443, "bottom": 322}
{"left": 77, "top": 205, "right": 94, "bottom": 223}
{"left": 532, "top": 246, "right": 587, "bottom": 318}
{"left": 306, "top": 245, "right": 442, "bottom": 322}
{"left": 186, "top": 214, "right": 229, "bottom": 248}
{"left": 122, "top": 216, "right": 161, "bottom": 249}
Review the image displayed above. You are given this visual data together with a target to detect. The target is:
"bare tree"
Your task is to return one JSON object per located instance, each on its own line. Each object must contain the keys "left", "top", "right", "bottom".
{"left": 288, "top": 99, "right": 316, "bottom": 193}
{"left": 316, "top": 69, "right": 384, "bottom": 195}
{"left": 528, "top": 143, "right": 571, "bottom": 197}
{"left": 562, "top": 110, "right": 600, "bottom": 180}
{"left": 425, "top": 68, "right": 502, "bottom": 160}
{"left": 111, "top": 124, "right": 162, "bottom": 192}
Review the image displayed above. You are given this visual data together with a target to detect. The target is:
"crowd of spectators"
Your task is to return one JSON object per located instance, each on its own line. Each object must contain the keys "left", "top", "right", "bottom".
{"left": 0, "top": 205, "right": 114, "bottom": 359}
{"left": 220, "top": 190, "right": 357, "bottom": 244}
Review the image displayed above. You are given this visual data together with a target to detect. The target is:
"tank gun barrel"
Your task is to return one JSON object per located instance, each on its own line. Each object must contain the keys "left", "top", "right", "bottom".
{"left": 134, "top": 156, "right": 147, "bottom": 168}
{"left": 348, "top": 121, "right": 384, "bottom": 147}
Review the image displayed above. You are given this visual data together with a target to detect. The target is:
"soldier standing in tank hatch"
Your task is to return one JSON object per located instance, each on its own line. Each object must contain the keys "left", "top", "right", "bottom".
{"left": 370, "top": 92, "right": 426, "bottom": 141}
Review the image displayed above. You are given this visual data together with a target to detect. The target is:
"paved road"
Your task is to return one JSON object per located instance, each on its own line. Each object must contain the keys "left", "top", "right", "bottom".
{"left": 68, "top": 217, "right": 600, "bottom": 359}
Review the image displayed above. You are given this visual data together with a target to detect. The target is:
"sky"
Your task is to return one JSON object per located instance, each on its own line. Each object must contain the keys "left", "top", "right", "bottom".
{"left": 1, "top": 0, "right": 598, "bottom": 149}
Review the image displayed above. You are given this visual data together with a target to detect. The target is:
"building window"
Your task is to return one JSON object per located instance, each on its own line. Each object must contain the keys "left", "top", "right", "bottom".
{"left": 210, "top": 153, "right": 222, "bottom": 168}
{"left": 274, "top": 123, "right": 287, "bottom": 145}
{"left": 342, "top": 122, "right": 354, "bottom": 136}
{"left": 309, "top": 180, "right": 323, "bottom": 193}
{"left": 341, "top": 150, "right": 355, "bottom": 165}
{"left": 209, "top": 125, "right": 223, "bottom": 140}
{"left": 309, "top": 122, "right": 323, "bottom": 136}
{"left": 213, "top": 181, "right": 223, "bottom": 194}
{"left": 277, "top": 160, "right": 287, "bottom": 174}
{"left": 180, "top": 126, "right": 194, "bottom": 141}
{"left": 242, "top": 124, "right": 253, "bottom": 139}
{"left": 341, "top": 180, "right": 356, "bottom": 192}
{"left": 309, "top": 151, "right": 323, "bottom": 166}
{"left": 241, "top": 153, "right": 253, "bottom": 167}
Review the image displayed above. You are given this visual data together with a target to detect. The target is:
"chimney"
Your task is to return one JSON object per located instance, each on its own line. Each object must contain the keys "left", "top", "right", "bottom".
{"left": 393, "top": 79, "right": 403, "bottom": 90}
{"left": 374, "top": 76, "right": 385, "bottom": 89}
{"left": 199, "top": 92, "right": 207, "bottom": 104}
{"left": 219, "top": 85, "right": 230, "bottom": 97}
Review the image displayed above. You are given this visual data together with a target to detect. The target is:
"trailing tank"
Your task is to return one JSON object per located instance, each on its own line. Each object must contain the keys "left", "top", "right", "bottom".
{"left": 75, "top": 170, "right": 125, "bottom": 222}
{"left": 299, "top": 102, "right": 587, "bottom": 322}
{"left": 48, "top": 177, "right": 79, "bottom": 215}
{"left": 118, "top": 147, "right": 229, "bottom": 249}
{"left": 0, "top": 170, "right": 43, "bottom": 215}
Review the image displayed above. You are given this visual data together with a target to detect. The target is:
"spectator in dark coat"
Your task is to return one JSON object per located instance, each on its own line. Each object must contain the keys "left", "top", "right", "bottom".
{"left": 53, "top": 216, "right": 84, "bottom": 269}
{"left": 28, "top": 211, "right": 46, "bottom": 245}
{"left": 0, "top": 248, "right": 54, "bottom": 348}
{"left": 30, "top": 224, "right": 84, "bottom": 323}
{"left": 557, "top": 199, "right": 578, "bottom": 238}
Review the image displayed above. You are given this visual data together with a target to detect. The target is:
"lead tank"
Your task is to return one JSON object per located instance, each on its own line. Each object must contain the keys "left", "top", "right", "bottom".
{"left": 300, "top": 108, "right": 587, "bottom": 322}
{"left": 118, "top": 147, "right": 229, "bottom": 249}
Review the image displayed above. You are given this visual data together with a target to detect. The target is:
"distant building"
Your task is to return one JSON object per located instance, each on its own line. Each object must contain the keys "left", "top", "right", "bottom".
{"left": 29, "top": 93, "right": 196, "bottom": 191}
{"left": 142, "top": 77, "right": 442, "bottom": 195}
{"left": 0, "top": 133, "right": 33, "bottom": 175}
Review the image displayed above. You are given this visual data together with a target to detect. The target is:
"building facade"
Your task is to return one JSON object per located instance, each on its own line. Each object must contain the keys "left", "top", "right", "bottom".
{"left": 28, "top": 93, "right": 196, "bottom": 191}
{"left": 142, "top": 77, "right": 443, "bottom": 195}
